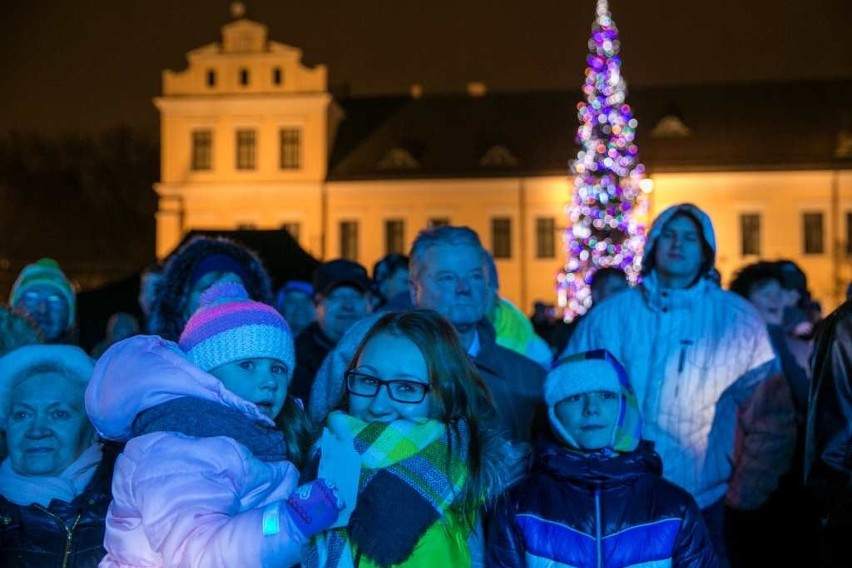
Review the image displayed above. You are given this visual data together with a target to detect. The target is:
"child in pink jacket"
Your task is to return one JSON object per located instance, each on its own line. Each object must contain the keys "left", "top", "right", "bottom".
{"left": 86, "top": 282, "right": 343, "bottom": 567}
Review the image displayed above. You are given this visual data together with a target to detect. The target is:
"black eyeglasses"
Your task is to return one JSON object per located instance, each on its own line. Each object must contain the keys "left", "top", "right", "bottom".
{"left": 345, "top": 370, "right": 431, "bottom": 404}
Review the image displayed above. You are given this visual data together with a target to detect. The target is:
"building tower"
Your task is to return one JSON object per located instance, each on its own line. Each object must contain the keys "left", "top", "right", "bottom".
{"left": 153, "top": 4, "right": 335, "bottom": 259}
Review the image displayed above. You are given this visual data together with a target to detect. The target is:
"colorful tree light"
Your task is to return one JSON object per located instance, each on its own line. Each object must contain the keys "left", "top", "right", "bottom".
{"left": 557, "top": 0, "right": 648, "bottom": 320}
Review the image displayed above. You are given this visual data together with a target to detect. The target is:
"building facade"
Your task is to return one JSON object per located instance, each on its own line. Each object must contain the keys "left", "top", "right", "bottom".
{"left": 154, "top": 11, "right": 852, "bottom": 315}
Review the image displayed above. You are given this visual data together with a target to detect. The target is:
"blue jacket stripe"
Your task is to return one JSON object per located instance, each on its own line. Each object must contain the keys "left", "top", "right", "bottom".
{"left": 516, "top": 514, "right": 681, "bottom": 568}
{"left": 604, "top": 518, "right": 681, "bottom": 565}
{"left": 516, "top": 514, "right": 595, "bottom": 567}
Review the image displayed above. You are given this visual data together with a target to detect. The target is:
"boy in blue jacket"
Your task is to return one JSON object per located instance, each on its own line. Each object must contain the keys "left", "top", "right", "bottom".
{"left": 487, "top": 349, "right": 718, "bottom": 567}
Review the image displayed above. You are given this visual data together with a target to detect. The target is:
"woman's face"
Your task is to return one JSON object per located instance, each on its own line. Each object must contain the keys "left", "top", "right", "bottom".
{"left": 183, "top": 270, "right": 243, "bottom": 320}
{"left": 347, "top": 332, "right": 433, "bottom": 422}
{"left": 4, "top": 373, "right": 92, "bottom": 477}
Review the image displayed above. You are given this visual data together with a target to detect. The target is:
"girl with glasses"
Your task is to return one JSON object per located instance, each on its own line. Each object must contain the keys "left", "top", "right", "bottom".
{"left": 303, "top": 309, "right": 515, "bottom": 568}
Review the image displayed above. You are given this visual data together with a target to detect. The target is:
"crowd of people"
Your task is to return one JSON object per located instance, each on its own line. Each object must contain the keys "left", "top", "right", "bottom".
{"left": 0, "top": 202, "right": 850, "bottom": 566}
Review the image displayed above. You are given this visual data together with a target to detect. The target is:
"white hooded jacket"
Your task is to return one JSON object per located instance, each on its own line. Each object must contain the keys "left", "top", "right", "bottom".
{"left": 564, "top": 203, "right": 796, "bottom": 509}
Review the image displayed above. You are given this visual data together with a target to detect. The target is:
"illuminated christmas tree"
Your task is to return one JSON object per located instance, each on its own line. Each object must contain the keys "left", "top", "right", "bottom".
{"left": 557, "top": 0, "right": 647, "bottom": 320}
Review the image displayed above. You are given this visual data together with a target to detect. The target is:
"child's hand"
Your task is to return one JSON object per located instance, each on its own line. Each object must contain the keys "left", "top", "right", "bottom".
{"left": 284, "top": 479, "right": 345, "bottom": 539}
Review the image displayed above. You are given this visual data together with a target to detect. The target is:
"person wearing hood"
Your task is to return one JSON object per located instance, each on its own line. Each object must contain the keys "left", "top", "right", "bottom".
{"left": 487, "top": 349, "right": 718, "bottom": 567}
{"left": 148, "top": 235, "right": 274, "bottom": 341}
{"left": 562, "top": 203, "right": 796, "bottom": 565}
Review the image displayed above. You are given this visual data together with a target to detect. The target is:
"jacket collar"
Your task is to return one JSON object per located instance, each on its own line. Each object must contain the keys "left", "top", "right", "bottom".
{"left": 641, "top": 271, "right": 714, "bottom": 314}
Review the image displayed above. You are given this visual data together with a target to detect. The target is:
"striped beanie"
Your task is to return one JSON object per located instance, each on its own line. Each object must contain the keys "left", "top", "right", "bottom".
{"left": 9, "top": 258, "right": 76, "bottom": 330}
{"left": 179, "top": 281, "right": 294, "bottom": 373}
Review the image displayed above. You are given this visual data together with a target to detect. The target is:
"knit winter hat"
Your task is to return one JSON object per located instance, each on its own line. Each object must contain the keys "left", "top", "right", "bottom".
{"left": 0, "top": 344, "right": 94, "bottom": 426}
{"left": 179, "top": 281, "right": 295, "bottom": 373}
{"left": 9, "top": 258, "right": 76, "bottom": 330}
{"left": 545, "top": 349, "right": 641, "bottom": 452}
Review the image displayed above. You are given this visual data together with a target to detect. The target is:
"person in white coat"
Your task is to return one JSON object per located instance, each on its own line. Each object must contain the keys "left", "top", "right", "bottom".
{"left": 563, "top": 203, "right": 796, "bottom": 566}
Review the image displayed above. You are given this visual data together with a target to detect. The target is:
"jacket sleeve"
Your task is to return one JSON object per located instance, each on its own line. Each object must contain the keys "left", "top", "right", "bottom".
{"left": 805, "top": 301, "right": 852, "bottom": 507}
{"left": 485, "top": 494, "right": 526, "bottom": 568}
{"left": 131, "top": 437, "right": 305, "bottom": 568}
{"left": 725, "top": 325, "right": 797, "bottom": 511}
{"left": 672, "top": 497, "right": 720, "bottom": 568}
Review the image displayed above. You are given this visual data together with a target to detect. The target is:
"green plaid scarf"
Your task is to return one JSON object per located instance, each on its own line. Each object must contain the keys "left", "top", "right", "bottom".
{"left": 304, "top": 412, "right": 470, "bottom": 568}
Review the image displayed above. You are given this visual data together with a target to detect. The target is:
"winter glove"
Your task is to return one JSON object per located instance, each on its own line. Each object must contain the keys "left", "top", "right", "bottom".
{"left": 284, "top": 478, "right": 345, "bottom": 539}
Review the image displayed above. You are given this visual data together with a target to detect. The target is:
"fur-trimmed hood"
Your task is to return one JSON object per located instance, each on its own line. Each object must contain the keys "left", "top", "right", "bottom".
{"left": 148, "top": 236, "right": 273, "bottom": 341}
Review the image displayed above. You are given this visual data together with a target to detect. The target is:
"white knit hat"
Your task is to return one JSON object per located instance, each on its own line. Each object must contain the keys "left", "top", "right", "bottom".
{"left": 544, "top": 358, "right": 622, "bottom": 408}
{"left": 0, "top": 344, "right": 94, "bottom": 426}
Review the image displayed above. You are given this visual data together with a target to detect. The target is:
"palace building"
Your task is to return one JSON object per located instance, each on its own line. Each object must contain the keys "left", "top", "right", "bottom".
{"left": 154, "top": 8, "right": 852, "bottom": 313}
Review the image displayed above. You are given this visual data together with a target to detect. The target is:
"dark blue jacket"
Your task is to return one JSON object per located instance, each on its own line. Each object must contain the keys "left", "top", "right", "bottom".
{"left": 487, "top": 439, "right": 718, "bottom": 567}
{"left": 0, "top": 442, "right": 119, "bottom": 568}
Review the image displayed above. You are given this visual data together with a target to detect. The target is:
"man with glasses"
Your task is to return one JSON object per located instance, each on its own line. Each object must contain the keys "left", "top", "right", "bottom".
{"left": 9, "top": 258, "right": 76, "bottom": 344}
{"left": 290, "top": 259, "right": 372, "bottom": 407}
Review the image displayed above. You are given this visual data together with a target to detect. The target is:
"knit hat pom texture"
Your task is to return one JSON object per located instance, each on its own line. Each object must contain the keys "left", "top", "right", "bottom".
{"left": 179, "top": 282, "right": 294, "bottom": 373}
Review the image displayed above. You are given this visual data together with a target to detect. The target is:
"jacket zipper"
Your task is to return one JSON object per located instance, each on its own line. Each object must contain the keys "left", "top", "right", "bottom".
{"left": 595, "top": 487, "right": 602, "bottom": 568}
{"left": 33, "top": 504, "right": 82, "bottom": 568}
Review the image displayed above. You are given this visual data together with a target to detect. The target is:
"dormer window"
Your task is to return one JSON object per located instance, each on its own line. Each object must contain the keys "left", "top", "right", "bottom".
{"left": 651, "top": 115, "right": 692, "bottom": 138}
{"left": 479, "top": 145, "right": 519, "bottom": 168}
{"left": 206, "top": 69, "right": 217, "bottom": 88}
{"left": 272, "top": 67, "right": 283, "bottom": 86}
{"left": 239, "top": 68, "right": 250, "bottom": 86}
{"left": 377, "top": 147, "right": 420, "bottom": 170}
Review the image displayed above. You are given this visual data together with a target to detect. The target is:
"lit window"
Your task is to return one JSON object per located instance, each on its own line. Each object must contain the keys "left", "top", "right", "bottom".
{"left": 535, "top": 217, "right": 556, "bottom": 258}
{"left": 340, "top": 221, "right": 359, "bottom": 261}
{"left": 740, "top": 213, "right": 761, "bottom": 256}
{"left": 236, "top": 129, "right": 256, "bottom": 170}
{"left": 492, "top": 217, "right": 512, "bottom": 259}
{"left": 191, "top": 130, "right": 213, "bottom": 171}
{"left": 279, "top": 128, "right": 301, "bottom": 170}
{"left": 803, "top": 212, "right": 824, "bottom": 255}
{"left": 385, "top": 220, "right": 405, "bottom": 254}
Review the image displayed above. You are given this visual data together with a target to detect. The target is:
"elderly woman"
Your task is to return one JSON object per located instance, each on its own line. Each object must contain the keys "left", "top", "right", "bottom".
{"left": 0, "top": 344, "right": 115, "bottom": 567}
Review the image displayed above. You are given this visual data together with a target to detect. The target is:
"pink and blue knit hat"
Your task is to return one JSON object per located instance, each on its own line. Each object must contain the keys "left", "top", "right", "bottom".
{"left": 179, "top": 281, "right": 294, "bottom": 373}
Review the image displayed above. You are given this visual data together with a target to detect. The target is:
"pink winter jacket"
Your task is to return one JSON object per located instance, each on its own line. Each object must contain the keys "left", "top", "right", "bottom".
{"left": 85, "top": 335, "right": 305, "bottom": 568}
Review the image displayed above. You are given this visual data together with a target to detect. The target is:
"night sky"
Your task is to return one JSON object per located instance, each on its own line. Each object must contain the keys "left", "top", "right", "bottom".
{"left": 1, "top": 0, "right": 851, "bottom": 137}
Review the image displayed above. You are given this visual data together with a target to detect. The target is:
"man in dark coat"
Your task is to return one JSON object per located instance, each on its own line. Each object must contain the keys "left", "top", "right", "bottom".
{"left": 290, "top": 259, "right": 372, "bottom": 406}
